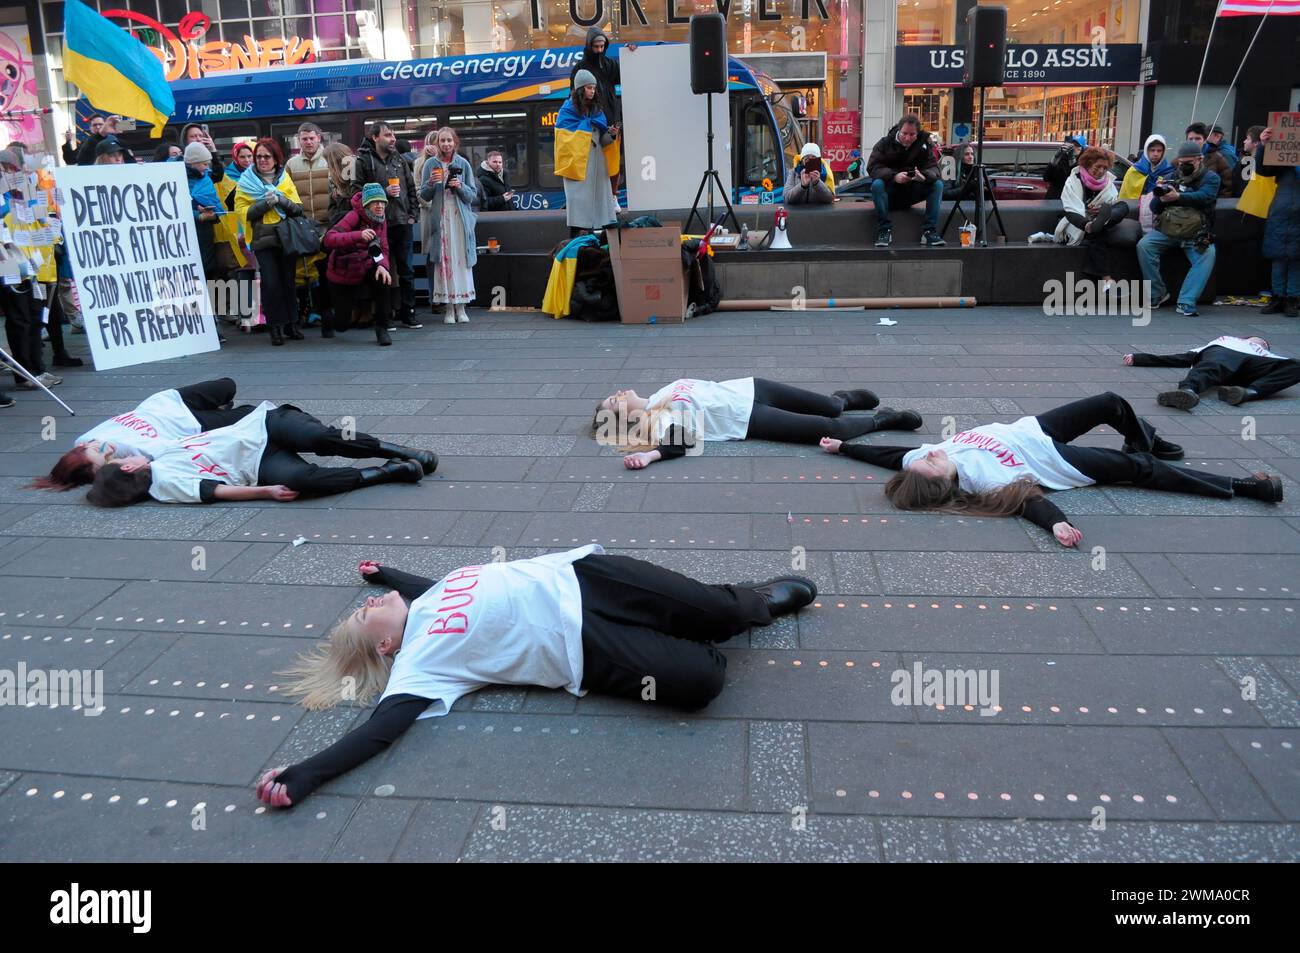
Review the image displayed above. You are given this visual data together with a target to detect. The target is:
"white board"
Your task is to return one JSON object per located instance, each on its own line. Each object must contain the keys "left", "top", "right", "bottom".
{"left": 54, "top": 162, "right": 219, "bottom": 371}
{"left": 621, "top": 43, "right": 732, "bottom": 213}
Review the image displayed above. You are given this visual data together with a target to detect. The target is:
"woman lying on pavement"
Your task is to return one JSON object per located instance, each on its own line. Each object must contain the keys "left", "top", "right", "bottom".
{"left": 820, "top": 392, "right": 1283, "bottom": 547}
{"left": 255, "top": 549, "right": 816, "bottom": 808}
{"left": 594, "top": 377, "right": 922, "bottom": 469}
{"left": 85, "top": 402, "right": 437, "bottom": 506}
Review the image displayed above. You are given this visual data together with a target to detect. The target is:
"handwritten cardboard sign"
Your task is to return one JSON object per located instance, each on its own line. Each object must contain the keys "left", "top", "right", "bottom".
{"left": 1264, "top": 112, "right": 1300, "bottom": 167}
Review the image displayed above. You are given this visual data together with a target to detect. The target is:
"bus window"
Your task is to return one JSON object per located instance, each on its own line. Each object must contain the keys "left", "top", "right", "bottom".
{"left": 444, "top": 110, "right": 531, "bottom": 189}
{"left": 362, "top": 115, "right": 444, "bottom": 150}
{"left": 272, "top": 120, "right": 348, "bottom": 158}
{"left": 768, "top": 100, "right": 805, "bottom": 174}
{"left": 740, "top": 102, "right": 780, "bottom": 186}
{"left": 536, "top": 106, "right": 561, "bottom": 191}
{"left": 203, "top": 122, "right": 261, "bottom": 160}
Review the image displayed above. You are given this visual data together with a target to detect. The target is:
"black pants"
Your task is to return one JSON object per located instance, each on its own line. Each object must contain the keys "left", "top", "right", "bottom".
{"left": 1181, "top": 355, "right": 1300, "bottom": 398}
{"left": 846, "top": 393, "right": 1233, "bottom": 499}
{"left": 388, "top": 222, "right": 415, "bottom": 318}
{"left": 255, "top": 248, "right": 298, "bottom": 330}
{"left": 44, "top": 283, "right": 72, "bottom": 360}
{"left": 745, "top": 379, "right": 880, "bottom": 444}
{"left": 2, "top": 282, "right": 43, "bottom": 384}
{"left": 175, "top": 378, "right": 255, "bottom": 431}
{"left": 1081, "top": 201, "right": 1131, "bottom": 277}
{"left": 575, "top": 554, "right": 773, "bottom": 710}
{"left": 330, "top": 277, "right": 392, "bottom": 331}
{"left": 255, "top": 406, "right": 398, "bottom": 495}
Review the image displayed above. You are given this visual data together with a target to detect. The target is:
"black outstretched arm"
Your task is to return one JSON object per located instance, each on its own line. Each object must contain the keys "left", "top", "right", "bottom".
{"left": 273, "top": 694, "right": 431, "bottom": 803}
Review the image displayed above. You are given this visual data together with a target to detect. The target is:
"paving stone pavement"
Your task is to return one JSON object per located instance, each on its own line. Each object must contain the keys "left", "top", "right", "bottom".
{"left": 1, "top": 306, "right": 1298, "bottom": 862}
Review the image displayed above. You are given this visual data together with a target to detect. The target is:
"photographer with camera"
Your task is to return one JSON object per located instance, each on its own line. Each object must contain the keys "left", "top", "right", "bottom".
{"left": 323, "top": 183, "right": 396, "bottom": 346}
{"left": 1045, "top": 135, "right": 1086, "bottom": 200}
{"left": 784, "top": 152, "right": 834, "bottom": 206}
{"left": 1137, "top": 140, "right": 1220, "bottom": 317}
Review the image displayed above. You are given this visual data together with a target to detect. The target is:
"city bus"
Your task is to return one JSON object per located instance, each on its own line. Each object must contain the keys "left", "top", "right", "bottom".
{"left": 89, "top": 44, "right": 804, "bottom": 209}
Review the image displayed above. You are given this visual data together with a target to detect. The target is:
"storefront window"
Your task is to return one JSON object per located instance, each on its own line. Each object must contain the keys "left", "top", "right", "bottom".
{"left": 895, "top": 0, "right": 1135, "bottom": 146}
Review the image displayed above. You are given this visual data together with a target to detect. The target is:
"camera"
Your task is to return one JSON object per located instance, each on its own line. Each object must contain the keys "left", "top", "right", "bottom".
{"left": 1153, "top": 183, "right": 1173, "bottom": 197}
{"left": 367, "top": 239, "right": 382, "bottom": 260}
{"left": 800, "top": 156, "right": 821, "bottom": 176}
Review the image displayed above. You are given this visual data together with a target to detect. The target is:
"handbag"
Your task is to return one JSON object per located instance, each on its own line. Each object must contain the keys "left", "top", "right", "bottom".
{"left": 1155, "top": 204, "right": 1206, "bottom": 240}
{"left": 275, "top": 213, "right": 322, "bottom": 256}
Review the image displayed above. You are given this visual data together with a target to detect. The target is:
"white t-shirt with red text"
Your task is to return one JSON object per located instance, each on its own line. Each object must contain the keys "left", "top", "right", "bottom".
{"left": 147, "top": 401, "right": 275, "bottom": 504}
{"left": 1194, "top": 336, "right": 1287, "bottom": 360}
{"left": 647, "top": 377, "right": 755, "bottom": 444}
{"left": 902, "top": 416, "right": 1092, "bottom": 494}
{"left": 76, "top": 390, "right": 203, "bottom": 460}
{"left": 381, "top": 545, "right": 603, "bottom": 719}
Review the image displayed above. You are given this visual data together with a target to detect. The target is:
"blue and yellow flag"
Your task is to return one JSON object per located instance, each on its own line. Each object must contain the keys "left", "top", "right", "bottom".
{"left": 554, "top": 98, "right": 620, "bottom": 181}
{"left": 64, "top": 0, "right": 173, "bottom": 137}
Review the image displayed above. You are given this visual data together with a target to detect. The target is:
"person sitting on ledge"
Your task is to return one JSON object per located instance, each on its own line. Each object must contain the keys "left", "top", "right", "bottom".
{"left": 254, "top": 550, "right": 816, "bottom": 808}
{"left": 1125, "top": 335, "right": 1300, "bottom": 409}
{"left": 866, "top": 113, "right": 945, "bottom": 248}
{"left": 820, "top": 392, "right": 1283, "bottom": 548}
{"left": 594, "top": 378, "right": 921, "bottom": 470}
{"left": 86, "top": 402, "right": 436, "bottom": 507}
{"left": 783, "top": 153, "right": 834, "bottom": 206}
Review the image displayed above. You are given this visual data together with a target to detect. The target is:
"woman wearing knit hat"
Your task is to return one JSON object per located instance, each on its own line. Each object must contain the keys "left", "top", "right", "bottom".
{"left": 183, "top": 141, "right": 225, "bottom": 281}
{"left": 555, "top": 70, "right": 620, "bottom": 238}
{"left": 323, "top": 182, "right": 396, "bottom": 345}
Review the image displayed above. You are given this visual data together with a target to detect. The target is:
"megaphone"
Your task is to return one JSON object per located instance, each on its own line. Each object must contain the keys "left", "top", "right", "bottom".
{"left": 770, "top": 207, "right": 792, "bottom": 249}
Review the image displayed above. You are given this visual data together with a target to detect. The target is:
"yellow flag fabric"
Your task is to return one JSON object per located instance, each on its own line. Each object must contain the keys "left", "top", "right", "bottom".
{"left": 555, "top": 126, "right": 591, "bottom": 181}
{"left": 212, "top": 176, "right": 247, "bottom": 268}
{"left": 1118, "top": 166, "right": 1148, "bottom": 200}
{"left": 1237, "top": 173, "right": 1277, "bottom": 219}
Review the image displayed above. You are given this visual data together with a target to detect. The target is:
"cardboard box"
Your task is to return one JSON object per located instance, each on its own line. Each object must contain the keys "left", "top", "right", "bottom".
{"left": 607, "top": 223, "right": 686, "bottom": 324}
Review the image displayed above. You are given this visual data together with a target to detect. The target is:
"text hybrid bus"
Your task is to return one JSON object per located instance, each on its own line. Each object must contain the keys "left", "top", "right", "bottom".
{"left": 91, "top": 44, "right": 805, "bottom": 210}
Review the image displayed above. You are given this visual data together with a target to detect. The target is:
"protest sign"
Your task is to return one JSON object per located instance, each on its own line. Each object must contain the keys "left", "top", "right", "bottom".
{"left": 54, "top": 162, "right": 219, "bottom": 370}
{"left": 1264, "top": 112, "right": 1300, "bottom": 167}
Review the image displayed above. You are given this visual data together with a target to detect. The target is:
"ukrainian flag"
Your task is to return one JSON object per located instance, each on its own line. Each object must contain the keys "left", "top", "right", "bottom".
{"left": 64, "top": 0, "right": 173, "bottom": 137}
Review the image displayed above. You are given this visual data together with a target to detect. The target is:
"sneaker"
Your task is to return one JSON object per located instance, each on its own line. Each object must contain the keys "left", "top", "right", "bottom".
{"left": 1174, "top": 303, "right": 1199, "bottom": 317}
{"left": 399, "top": 314, "right": 424, "bottom": 329}
{"left": 1153, "top": 291, "right": 1172, "bottom": 309}
{"left": 874, "top": 229, "right": 893, "bottom": 248}
{"left": 37, "top": 372, "right": 62, "bottom": 387}
{"left": 871, "top": 407, "right": 924, "bottom": 432}
{"left": 1028, "top": 231, "right": 1056, "bottom": 244}
{"left": 1157, "top": 388, "right": 1200, "bottom": 411}
{"left": 1259, "top": 296, "right": 1285, "bottom": 315}
{"left": 0, "top": 394, "right": 14, "bottom": 408}
{"left": 1234, "top": 472, "right": 1284, "bottom": 504}
{"left": 921, "top": 230, "right": 946, "bottom": 247}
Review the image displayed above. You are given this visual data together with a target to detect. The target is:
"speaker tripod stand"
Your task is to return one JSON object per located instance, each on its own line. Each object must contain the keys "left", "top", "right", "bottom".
{"left": 685, "top": 93, "right": 740, "bottom": 234}
{"left": 941, "top": 163, "right": 1006, "bottom": 242}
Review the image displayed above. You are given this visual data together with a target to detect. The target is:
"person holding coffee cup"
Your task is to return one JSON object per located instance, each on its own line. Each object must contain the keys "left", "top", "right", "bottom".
{"left": 417, "top": 126, "right": 479, "bottom": 325}
{"left": 353, "top": 122, "right": 419, "bottom": 329}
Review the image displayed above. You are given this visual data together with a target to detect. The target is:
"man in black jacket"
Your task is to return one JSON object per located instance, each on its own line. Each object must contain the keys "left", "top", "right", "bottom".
{"left": 353, "top": 122, "right": 419, "bottom": 328}
{"left": 476, "top": 150, "right": 515, "bottom": 211}
{"left": 866, "top": 114, "right": 945, "bottom": 247}
{"left": 1045, "top": 135, "right": 1085, "bottom": 200}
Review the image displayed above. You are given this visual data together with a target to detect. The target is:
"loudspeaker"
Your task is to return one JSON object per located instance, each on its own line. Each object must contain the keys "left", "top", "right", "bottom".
{"left": 962, "top": 6, "right": 1006, "bottom": 88}
{"left": 690, "top": 14, "right": 727, "bottom": 95}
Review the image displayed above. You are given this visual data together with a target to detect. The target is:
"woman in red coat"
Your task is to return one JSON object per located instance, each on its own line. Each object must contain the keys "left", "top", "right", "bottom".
{"left": 323, "top": 182, "right": 395, "bottom": 346}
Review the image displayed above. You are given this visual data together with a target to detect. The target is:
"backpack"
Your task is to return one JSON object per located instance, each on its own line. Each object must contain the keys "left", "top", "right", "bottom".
{"left": 1155, "top": 204, "right": 1207, "bottom": 240}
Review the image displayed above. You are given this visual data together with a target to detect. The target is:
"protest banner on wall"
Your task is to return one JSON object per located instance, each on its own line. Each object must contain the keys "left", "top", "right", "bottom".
{"left": 53, "top": 162, "right": 218, "bottom": 370}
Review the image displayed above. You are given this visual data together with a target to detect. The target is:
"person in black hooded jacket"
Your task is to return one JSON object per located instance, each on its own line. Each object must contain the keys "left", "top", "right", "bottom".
{"left": 569, "top": 28, "right": 635, "bottom": 192}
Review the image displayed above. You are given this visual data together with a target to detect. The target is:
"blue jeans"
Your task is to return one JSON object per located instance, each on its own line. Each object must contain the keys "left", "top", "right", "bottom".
{"left": 1137, "top": 230, "right": 1216, "bottom": 308}
{"left": 1272, "top": 260, "right": 1300, "bottom": 298}
{"left": 870, "top": 177, "right": 944, "bottom": 232}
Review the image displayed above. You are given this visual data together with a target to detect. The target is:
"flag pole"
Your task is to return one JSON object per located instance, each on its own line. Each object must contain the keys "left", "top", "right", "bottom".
{"left": 1209, "top": 1, "right": 1276, "bottom": 133}
{"left": 1190, "top": 0, "right": 1225, "bottom": 124}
